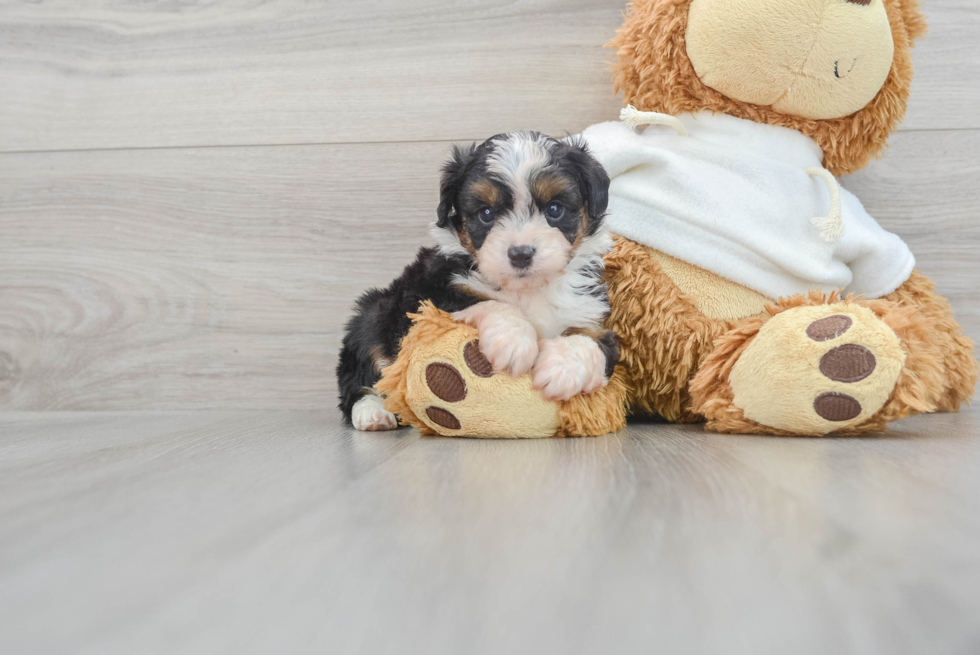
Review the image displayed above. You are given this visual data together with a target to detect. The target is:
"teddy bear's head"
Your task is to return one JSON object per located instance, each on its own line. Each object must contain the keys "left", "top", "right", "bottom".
{"left": 611, "top": 0, "right": 926, "bottom": 175}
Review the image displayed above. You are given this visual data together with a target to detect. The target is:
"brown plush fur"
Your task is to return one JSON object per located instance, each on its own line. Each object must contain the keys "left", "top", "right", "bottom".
{"left": 609, "top": 0, "right": 925, "bottom": 176}
{"left": 688, "top": 271, "right": 976, "bottom": 436}
{"left": 557, "top": 366, "right": 630, "bottom": 437}
{"left": 881, "top": 271, "right": 979, "bottom": 413}
{"left": 604, "top": 236, "right": 737, "bottom": 422}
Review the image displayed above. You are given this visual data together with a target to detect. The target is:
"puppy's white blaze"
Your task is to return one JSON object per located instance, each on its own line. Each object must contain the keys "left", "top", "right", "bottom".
{"left": 352, "top": 393, "right": 398, "bottom": 431}
{"left": 429, "top": 221, "right": 468, "bottom": 257}
{"left": 455, "top": 224, "right": 613, "bottom": 339}
{"left": 486, "top": 132, "right": 553, "bottom": 212}
{"left": 532, "top": 335, "right": 609, "bottom": 401}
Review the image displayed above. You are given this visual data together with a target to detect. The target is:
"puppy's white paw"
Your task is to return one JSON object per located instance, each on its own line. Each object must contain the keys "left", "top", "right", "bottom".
{"left": 454, "top": 301, "right": 538, "bottom": 377}
{"left": 352, "top": 394, "right": 398, "bottom": 431}
{"left": 532, "top": 335, "right": 608, "bottom": 401}
{"left": 477, "top": 312, "right": 539, "bottom": 377}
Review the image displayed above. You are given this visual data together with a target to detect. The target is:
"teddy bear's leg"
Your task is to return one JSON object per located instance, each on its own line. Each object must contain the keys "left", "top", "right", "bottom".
{"left": 603, "top": 237, "right": 734, "bottom": 423}
{"left": 375, "top": 302, "right": 627, "bottom": 438}
{"left": 879, "top": 271, "right": 978, "bottom": 413}
{"left": 691, "top": 273, "right": 978, "bottom": 435}
{"left": 689, "top": 285, "right": 959, "bottom": 436}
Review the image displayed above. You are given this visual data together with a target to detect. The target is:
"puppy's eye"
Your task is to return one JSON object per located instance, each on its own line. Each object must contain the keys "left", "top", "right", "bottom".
{"left": 478, "top": 207, "right": 496, "bottom": 224}
{"left": 545, "top": 202, "right": 564, "bottom": 222}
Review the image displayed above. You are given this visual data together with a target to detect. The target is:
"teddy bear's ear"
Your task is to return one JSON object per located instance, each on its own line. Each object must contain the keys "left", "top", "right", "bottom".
{"left": 894, "top": 0, "right": 927, "bottom": 44}
{"left": 436, "top": 144, "right": 477, "bottom": 229}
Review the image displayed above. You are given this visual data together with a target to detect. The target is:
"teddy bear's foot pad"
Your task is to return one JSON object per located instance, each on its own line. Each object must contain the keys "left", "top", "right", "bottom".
{"left": 419, "top": 347, "right": 491, "bottom": 430}
{"left": 729, "top": 305, "right": 905, "bottom": 434}
{"left": 402, "top": 331, "right": 561, "bottom": 438}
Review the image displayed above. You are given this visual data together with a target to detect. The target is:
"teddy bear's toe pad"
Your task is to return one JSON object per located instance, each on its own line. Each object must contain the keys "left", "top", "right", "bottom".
{"left": 813, "top": 392, "right": 862, "bottom": 422}
{"left": 729, "top": 304, "right": 905, "bottom": 434}
{"left": 463, "top": 340, "right": 494, "bottom": 377}
{"left": 819, "top": 344, "right": 877, "bottom": 382}
{"left": 425, "top": 363, "right": 467, "bottom": 402}
{"left": 425, "top": 406, "right": 462, "bottom": 430}
{"left": 806, "top": 314, "right": 853, "bottom": 341}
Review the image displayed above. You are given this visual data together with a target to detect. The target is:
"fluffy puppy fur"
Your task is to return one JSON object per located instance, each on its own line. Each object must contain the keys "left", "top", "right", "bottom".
{"left": 338, "top": 132, "right": 619, "bottom": 431}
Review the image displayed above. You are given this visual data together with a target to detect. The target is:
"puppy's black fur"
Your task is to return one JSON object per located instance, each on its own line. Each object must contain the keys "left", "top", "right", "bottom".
{"left": 336, "top": 248, "right": 479, "bottom": 420}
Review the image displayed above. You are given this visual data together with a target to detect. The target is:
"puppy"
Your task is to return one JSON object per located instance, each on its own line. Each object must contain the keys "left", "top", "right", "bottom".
{"left": 337, "top": 131, "right": 619, "bottom": 431}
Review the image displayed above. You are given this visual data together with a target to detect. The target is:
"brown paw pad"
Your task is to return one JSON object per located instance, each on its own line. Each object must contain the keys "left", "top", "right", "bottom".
{"left": 426, "top": 406, "right": 461, "bottom": 430}
{"left": 820, "top": 344, "right": 876, "bottom": 383}
{"left": 425, "top": 362, "right": 466, "bottom": 403}
{"left": 806, "top": 315, "right": 853, "bottom": 342}
{"left": 813, "top": 392, "right": 862, "bottom": 422}
{"left": 463, "top": 340, "right": 494, "bottom": 378}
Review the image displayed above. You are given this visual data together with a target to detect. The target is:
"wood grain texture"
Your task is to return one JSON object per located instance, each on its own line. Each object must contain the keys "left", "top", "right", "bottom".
{"left": 2, "top": 0, "right": 977, "bottom": 154}
{"left": 0, "top": 0, "right": 626, "bottom": 153}
{"left": 905, "top": 0, "right": 980, "bottom": 130}
{"left": 0, "top": 141, "right": 445, "bottom": 409}
{"left": 2, "top": 128, "right": 978, "bottom": 410}
{"left": 842, "top": 129, "right": 980, "bottom": 337}
{"left": 0, "top": 411, "right": 978, "bottom": 654}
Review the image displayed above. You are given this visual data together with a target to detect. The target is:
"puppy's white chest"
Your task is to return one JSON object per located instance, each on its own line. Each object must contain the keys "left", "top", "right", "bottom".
{"left": 496, "top": 283, "right": 606, "bottom": 339}
{"left": 513, "top": 291, "right": 566, "bottom": 338}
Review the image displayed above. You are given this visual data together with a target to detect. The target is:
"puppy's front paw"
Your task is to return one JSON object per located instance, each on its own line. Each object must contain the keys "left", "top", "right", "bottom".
{"left": 454, "top": 301, "right": 538, "bottom": 376}
{"left": 478, "top": 312, "right": 539, "bottom": 377}
{"left": 351, "top": 394, "right": 399, "bottom": 431}
{"left": 532, "top": 335, "right": 608, "bottom": 401}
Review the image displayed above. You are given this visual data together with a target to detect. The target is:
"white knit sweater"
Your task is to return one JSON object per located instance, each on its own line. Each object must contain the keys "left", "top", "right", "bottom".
{"left": 580, "top": 111, "right": 915, "bottom": 300}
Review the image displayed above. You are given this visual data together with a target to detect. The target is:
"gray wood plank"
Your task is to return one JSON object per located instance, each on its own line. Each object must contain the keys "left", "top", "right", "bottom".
{"left": 0, "top": 141, "right": 446, "bottom": 409}
{"left": 1, "top": 0, "right": 976, "bottom": 153}
{"left": 0, "top": 0, "right": 625, "bottom": 153}
{"left": 905, "top": 0, "right": 980, "bottom": 130}
{"left": 842, "top": 128, "right": 980, "bottom": 337}
{"left": 0, "top": 411, "right": 978, "bottom": 654}
{"left": 2, "top": 129, "right": 977, "bottom": 410}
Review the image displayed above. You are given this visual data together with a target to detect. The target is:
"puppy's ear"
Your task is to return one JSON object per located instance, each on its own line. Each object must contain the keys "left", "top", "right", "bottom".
{"left": 563, "top": 137, "right": 610, "bottom": 230}
{"left": 437, "top": 144, "right": 477, "bottom": 229}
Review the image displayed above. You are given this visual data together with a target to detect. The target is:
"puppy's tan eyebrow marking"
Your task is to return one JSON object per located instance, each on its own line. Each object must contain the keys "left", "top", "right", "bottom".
{"left": 532, "top": 175, "right": 573, "bottom": 202}
{"left": 469, "top": 180, "right": 500, "bottom": 206}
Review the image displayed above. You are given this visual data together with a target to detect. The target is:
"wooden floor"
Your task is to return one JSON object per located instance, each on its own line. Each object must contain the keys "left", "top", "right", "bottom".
{"left": 1, "top": 410, "right": 979, "bottom": 654}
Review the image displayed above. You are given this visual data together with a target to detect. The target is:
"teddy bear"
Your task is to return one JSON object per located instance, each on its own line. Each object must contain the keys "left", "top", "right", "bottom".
{"left": 376, "top": 0, "right": 977, "bottom": 438}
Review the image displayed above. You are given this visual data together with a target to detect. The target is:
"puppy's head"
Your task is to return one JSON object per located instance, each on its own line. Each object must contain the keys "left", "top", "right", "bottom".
{"left": 434, "top": 132, "right": 610, "bottom": 292}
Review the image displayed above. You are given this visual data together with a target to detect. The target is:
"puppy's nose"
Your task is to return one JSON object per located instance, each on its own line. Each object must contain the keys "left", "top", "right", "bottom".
{"left": 508, "top": 245, "right": 535, "bottom": 270}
